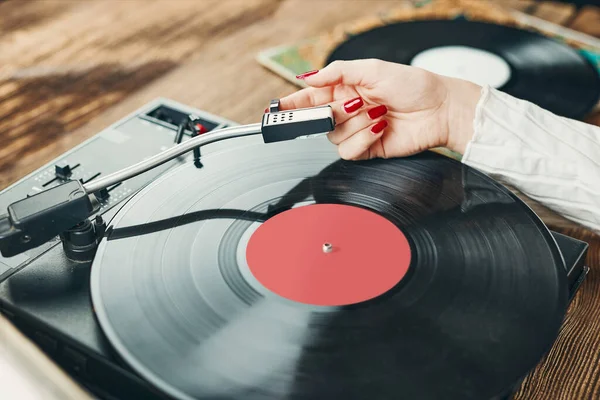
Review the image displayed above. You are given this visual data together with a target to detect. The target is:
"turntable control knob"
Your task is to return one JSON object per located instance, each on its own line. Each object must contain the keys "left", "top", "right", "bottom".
{"left": 194, "top": 123, "right": 208, "bottom": 134}
{"left": 55, "top": 163, "right": 72, "bottom": 180}
{"left": 95, "top": 188, "right": 110, "bottom": 202}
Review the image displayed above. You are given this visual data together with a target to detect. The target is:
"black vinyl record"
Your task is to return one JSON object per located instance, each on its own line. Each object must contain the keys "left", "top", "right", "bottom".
{"left": 91, "top": 137, "right": 568, "bottom": 400}
{"left": 326, "top": 19, "right": 600, "bottom": 120}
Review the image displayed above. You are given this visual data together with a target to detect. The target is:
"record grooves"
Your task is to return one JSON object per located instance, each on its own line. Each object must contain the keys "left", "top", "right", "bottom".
{"left": 91, "top": 138, "right": 568, "bottom": 400}
{"left": 326, "top": 19, "right": 600, "bottom": 120}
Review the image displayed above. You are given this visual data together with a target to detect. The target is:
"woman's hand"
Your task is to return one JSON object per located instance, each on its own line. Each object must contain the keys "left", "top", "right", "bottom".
{"left": 279, "top": 59, "right": 482, "bottom": 160}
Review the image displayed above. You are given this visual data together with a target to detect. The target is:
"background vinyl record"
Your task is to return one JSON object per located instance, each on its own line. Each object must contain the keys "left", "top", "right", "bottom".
{"left": 91, "top": 137, "right": 569, "bottom": 400}
{"left": 326, "top": 19, "right": 600, "bottom": 120}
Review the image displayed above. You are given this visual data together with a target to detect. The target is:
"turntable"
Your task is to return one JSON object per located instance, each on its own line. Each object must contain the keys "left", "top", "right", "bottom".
{"left": 0, "top": 98, "right": 589, "bottom": 400}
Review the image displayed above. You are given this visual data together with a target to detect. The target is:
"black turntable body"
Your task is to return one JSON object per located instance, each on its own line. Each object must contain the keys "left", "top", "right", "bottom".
{"left": 0, "top": 97, "right": 591, "bottom": 400}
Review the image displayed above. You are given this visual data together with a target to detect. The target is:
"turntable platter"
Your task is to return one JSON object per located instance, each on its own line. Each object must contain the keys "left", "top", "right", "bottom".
{"left": 91, "top": 138, "right": 568, "bottom": 400}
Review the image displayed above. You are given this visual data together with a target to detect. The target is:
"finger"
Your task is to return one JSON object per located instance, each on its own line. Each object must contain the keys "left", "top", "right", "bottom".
{"left": 351, "top": 135, "right": 388, "bottom": 161}
{"left": 320, "top": 97, "right": 366, "bottom": 126}
{"left": 296, "top": 59, "right": 380, "bottom": 88}
{"left": 278, "top": 87, "right": 333, "bottom": 111}
{"left": 328, "top": 104, "right": 388, "bottom": 145}
{"left": 337, "top": 120, "right": 389, "bottom": 161}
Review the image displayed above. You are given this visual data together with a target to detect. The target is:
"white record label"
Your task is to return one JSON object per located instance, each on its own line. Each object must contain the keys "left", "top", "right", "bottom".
{"left": 410, "top": 45, "right": 511, "bottom": 88}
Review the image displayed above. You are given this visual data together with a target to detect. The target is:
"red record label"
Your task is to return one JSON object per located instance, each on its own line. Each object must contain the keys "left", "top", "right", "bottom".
{"left": 246, "top": 204, "right": 411, "bottom": 306}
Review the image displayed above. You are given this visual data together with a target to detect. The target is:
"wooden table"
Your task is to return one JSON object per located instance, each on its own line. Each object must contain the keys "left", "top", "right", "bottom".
{"left": 0, "top": 0, "right": 599, "bottom": 399}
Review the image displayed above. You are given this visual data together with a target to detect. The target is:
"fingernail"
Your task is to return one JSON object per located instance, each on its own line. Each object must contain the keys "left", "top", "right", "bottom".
{"left": 343, "top": 97, "right": 363, "bottom": 113}
{"left": 371, "top": 120, "right": 388, "bottom": 134}
{"left": 296, "top": 70, "right": 319, "bottom": 79}
{"left": 367, "top": 105, "right": 387, "bottom": 120}
{"left": 264, "top": 108, "right": 269, "bottom": 113}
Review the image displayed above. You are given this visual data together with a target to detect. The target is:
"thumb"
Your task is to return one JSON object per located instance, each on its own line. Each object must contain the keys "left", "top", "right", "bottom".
{"left": 296, "top": 59, "right": 379, "bottom": 88}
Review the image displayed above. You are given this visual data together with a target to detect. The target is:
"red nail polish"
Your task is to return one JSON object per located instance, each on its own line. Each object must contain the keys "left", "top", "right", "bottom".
{"left": 343, "top": 97, "right": 363, "bottom": 113}
{"left": 296, "top": 70, "right": 319, "bottom": 79}
{"left": 371, "top": 120, "right": 388, "bottom": 134}
{"left": 368, "top": 105, "right": 388, "bottom": 120}
{"left": 264, "top": 108, "right": 269, "bottom": 113}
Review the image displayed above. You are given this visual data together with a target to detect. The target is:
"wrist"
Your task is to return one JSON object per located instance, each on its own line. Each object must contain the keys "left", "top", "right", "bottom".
{"left": 441, "top": 77, "right": 482, "bottom": 154}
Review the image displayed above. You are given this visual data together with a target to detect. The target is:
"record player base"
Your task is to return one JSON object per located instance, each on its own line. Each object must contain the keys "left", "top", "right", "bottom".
{"left": 0, "top": 99, "right": 591, "bottom": 400}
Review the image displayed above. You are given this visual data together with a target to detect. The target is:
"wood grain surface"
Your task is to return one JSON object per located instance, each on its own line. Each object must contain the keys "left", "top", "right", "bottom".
{"left": 0, "top": 0, "right": 599, "bottom": 399}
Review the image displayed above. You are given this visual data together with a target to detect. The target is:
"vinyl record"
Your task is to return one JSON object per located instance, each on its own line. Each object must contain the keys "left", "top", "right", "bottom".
{"left": 91, "top": 137, "right": 568, "bottom": 400}
{"left": 326, "top": 19, "right": 600, "bottom": 120}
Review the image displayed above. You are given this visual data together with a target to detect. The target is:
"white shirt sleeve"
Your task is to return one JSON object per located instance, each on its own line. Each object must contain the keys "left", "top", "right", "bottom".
{"left": 462, "top": 85, "right": 600, "bottom": 234}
